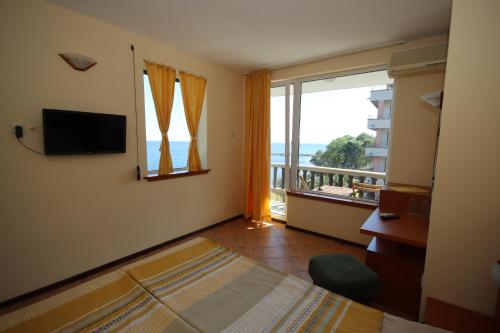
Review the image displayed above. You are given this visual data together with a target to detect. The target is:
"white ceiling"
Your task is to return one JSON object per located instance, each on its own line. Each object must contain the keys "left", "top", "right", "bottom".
{"left": 48, "top": 0, "right": 451, "bottom": 73}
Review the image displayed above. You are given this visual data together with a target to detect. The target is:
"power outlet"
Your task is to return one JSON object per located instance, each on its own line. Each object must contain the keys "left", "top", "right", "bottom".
{"left": 11, "top": 124, "right": 24, "bottom": 138}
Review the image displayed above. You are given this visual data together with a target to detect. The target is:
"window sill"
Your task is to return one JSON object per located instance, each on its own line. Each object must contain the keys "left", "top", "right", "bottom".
{"left": 286, "top": 190, "right": 377, "bottom": 210}
{"left": 144, "top": 169, "right": 210, "bottom": 182}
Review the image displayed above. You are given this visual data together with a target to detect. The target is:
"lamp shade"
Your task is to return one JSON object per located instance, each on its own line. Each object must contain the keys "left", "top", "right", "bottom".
{"left": 59, "top": 53, "right": 97, "bottom": 71}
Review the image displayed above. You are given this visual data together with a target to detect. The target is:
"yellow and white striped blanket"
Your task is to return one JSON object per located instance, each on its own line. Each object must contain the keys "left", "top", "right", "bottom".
{"left": 0, "top": 271, "right": 198, "bottom": 333}
{"left": 0, "top": 238, "right": 384, "bottom": 332}
{"left": 123, "top": 237, "right": 384, "bottom": 333}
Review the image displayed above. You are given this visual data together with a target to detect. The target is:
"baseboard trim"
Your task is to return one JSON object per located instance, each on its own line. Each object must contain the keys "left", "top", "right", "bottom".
{"left": 0, "top": 214, "right": 243, "bottom": 311}
{"left": 271, "top": 217, "right": 286, "bottom": 224}
{"left": 285, "top": 224, "right": 366, "bottom": 248}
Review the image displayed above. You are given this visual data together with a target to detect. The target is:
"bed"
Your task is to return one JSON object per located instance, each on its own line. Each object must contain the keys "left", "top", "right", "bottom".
{"left": 122, "top": 237, "right": 383, "bottom": 333}
{"left": 0, "top": 271, "right": 199, "bottom": 333}
{"left": 0, "top": 237, "right": 449, "bottom": 333}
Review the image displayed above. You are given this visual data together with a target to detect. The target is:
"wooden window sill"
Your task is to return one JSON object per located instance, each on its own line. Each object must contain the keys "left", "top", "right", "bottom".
{"left": 286, "top": 190, "right": 377, "bottom": 210}
{"left": 144, "top": 169, "right": 210, "bottom": 182}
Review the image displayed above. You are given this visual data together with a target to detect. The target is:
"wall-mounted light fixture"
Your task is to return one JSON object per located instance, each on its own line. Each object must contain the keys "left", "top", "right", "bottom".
{"left": 492, "top": 260, "right": 500, "bottom": 287}
{"left": 420, "top": 91, "right": 443, "bottom": 108}
{"left": 59, "top": 53, "right": 97, "bottom": 71}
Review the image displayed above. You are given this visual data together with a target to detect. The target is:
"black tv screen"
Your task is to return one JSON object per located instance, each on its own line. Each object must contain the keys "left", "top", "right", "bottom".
{"left": 43, "top": 109, "right": 126, "bottom": 155}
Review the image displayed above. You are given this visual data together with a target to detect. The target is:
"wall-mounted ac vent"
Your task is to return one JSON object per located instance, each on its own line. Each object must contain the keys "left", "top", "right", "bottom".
{"left": 388, "top": 42, "right": 448, "bottom": 78}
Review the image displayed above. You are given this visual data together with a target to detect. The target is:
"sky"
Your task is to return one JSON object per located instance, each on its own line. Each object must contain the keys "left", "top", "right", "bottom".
{"left": 271, "top": 86, "right": 382, "bottom": 144}
{"left": 144, "top": 75, "right": 190, "bottom": 142}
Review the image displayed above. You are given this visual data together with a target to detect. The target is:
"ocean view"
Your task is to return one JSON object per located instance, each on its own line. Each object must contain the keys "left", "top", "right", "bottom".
{"left": 146, "top": 141, "right": 327, "bottom": 170}
{"left": 270, "top": 142, "right": 327, "bottom": 165}
{"left": 147, "top": 141, "right": 189, "bottom": 170}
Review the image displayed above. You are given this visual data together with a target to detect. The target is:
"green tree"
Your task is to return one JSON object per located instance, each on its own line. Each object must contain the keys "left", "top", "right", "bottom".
{"left": 310, "top": 133, "right": 375, "bottom": 170}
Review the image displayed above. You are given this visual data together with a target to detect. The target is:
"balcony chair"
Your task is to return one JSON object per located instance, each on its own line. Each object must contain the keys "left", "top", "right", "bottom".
{"left": 352, "top": 182, "right": 384, "bottom": 198}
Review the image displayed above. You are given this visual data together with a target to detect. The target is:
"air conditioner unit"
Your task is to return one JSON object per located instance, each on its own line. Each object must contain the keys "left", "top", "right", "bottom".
{"left": 388, "top": 42, "right": 448, "bottom": 78}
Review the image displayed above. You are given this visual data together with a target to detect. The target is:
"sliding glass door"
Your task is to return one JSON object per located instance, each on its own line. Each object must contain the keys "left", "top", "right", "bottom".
{"left": 271, "top": 68, "right": 393, "bottom": 213}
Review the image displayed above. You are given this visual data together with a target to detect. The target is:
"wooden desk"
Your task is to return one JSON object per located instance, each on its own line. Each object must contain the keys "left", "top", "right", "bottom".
{"left": 360, "top": 209, "right": 429, "bottom": 248}
{"left": 360, "top": 185, "right": 430, "bottom": 320}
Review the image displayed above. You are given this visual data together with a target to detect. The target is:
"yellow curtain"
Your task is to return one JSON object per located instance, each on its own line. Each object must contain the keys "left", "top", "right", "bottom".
{"left": 145, "top": 62, "right": 176, "bottom": 175}
{"left": 243, "top": 69, "right": 271, "bottom": 222}
{"left": 179, "top": 71, "right": 207, "bottom": 171}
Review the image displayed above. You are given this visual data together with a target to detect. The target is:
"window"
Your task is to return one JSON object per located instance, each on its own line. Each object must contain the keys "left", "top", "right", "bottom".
{"left": 144, "top": 73, "right": 191, "bottom": 173}
{"left": 273, "top": 69, "right": 393, "bottom": 203}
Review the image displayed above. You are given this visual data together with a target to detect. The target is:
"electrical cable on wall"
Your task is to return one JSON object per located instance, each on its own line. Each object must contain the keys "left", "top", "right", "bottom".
{"left": 17, "top": 138, "right": 44, "bottom": 155}
{"left": 131, "top": 44, "right": 141, "bottom": 181}
{"left": 14, "top": 125, "right": 44, "bottom": 154}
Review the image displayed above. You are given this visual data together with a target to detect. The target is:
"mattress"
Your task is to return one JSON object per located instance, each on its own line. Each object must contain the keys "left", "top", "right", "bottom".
{"left": 123, "top": 237, "right": 384, "bottom": 333}
{"left": 0, "top": 270, "right": 198, "bottom": 333}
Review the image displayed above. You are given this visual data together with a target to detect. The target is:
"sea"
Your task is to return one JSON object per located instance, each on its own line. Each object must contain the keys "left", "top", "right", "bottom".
{"left": 146, "top": 141, "right": 327, "bottom": 170}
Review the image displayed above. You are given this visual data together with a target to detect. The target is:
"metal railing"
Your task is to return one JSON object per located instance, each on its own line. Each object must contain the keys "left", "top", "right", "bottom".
{"left": 367, "top": 118, "right": 391, "bottom": 129}
{"left": 270, "top": 163, "right": 386, "bottom": 201}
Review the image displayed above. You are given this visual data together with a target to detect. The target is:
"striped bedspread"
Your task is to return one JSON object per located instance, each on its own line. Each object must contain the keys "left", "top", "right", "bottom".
{"left": 0, "top": 237, "right": 384, "bottom": 332}
{"left": 0, "top": 271, "right": 198, "bottom": 333}
{"left": 124, "top": 237, "right": 384, "bottom": 333}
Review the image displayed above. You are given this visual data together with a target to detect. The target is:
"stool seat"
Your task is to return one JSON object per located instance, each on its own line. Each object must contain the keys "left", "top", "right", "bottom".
{"left": 308, "top": 254, "right": 380, "bottom": 304}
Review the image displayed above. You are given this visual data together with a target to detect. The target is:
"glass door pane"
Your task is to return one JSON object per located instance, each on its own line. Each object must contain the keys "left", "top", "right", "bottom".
{"left": 296, "top": 70, "right": 393, "bottom": 200}
{"left": 270, "top": 86, "right": 288, "bottom": 217}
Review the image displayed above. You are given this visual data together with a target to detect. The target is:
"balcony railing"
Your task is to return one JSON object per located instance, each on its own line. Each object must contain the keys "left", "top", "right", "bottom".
{"left": 365, "top": 146, "right": 388, "bottom": 157}
{"left": 367, "top": 118, "right": 391, "bottom": 129}
{"left": 370, "top": 89, "right": 393, "bottom": 102}
{"left": 270, "top": 163, "right": 386, "bottom": 202}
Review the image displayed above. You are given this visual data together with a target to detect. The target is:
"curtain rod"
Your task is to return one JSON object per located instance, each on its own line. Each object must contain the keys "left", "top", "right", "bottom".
{"left": 142, "top": 59, "right": 205, "bottom": 79}
{"left": 142, "top": 59, "right": 191, "bottom": 75}
{"left": 142, "top": 59, "right": 173, "bottom": 68}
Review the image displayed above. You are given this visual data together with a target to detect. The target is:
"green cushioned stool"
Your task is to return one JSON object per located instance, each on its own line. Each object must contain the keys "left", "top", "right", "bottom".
{"left": 308, "top": 254, "right": 380, "bottom": 305}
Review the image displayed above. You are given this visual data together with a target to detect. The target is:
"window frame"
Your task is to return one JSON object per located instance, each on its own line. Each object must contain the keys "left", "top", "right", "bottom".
{"left": 143, "top": 70, "right": 189, "bottom": 175}
{"left": 276, "top": 65, "right": 392, "bottom": 203}
{"left": 269, "top": 83, "right": 292, "bottom": 220}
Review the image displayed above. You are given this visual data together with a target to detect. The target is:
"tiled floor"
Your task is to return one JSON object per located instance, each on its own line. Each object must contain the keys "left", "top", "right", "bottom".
{"left": 191, "top": 217, "right": 366, "bottom": 281}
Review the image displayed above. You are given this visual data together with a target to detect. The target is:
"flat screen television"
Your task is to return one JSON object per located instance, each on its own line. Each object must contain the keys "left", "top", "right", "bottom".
{"left": 43, "top": 109, "right": 126, "bottom": 155}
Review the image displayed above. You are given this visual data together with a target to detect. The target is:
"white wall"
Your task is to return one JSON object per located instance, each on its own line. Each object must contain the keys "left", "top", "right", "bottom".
{"left": 422, "top": 0, "right": 500, "bottom": 316}
{"left": 388, "top": 72, "right": 445, "bottom": 187}
{"left": 287, "top": 196, "right": 374, "bottom": 245}
{"left": 0, "top": 0, "right": 244, "bottom": 302}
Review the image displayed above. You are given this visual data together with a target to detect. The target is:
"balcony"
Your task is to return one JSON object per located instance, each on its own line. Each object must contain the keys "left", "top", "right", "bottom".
{"left": 365, "top": 147, "right": 388, "bottom": 157}
{"left": 270, "top": 163, "right": 386, "bottom": 215}
{"left": 370, "top": 89, "right": 393, "bottom": 102}
{"left": 367, "top": 118, "right": 391, "bottom": 129}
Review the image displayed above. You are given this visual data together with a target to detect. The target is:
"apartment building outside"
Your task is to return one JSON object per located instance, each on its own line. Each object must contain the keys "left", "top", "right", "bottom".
{"left": 366, "top": 85, "right": 393, "bottom": 176}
